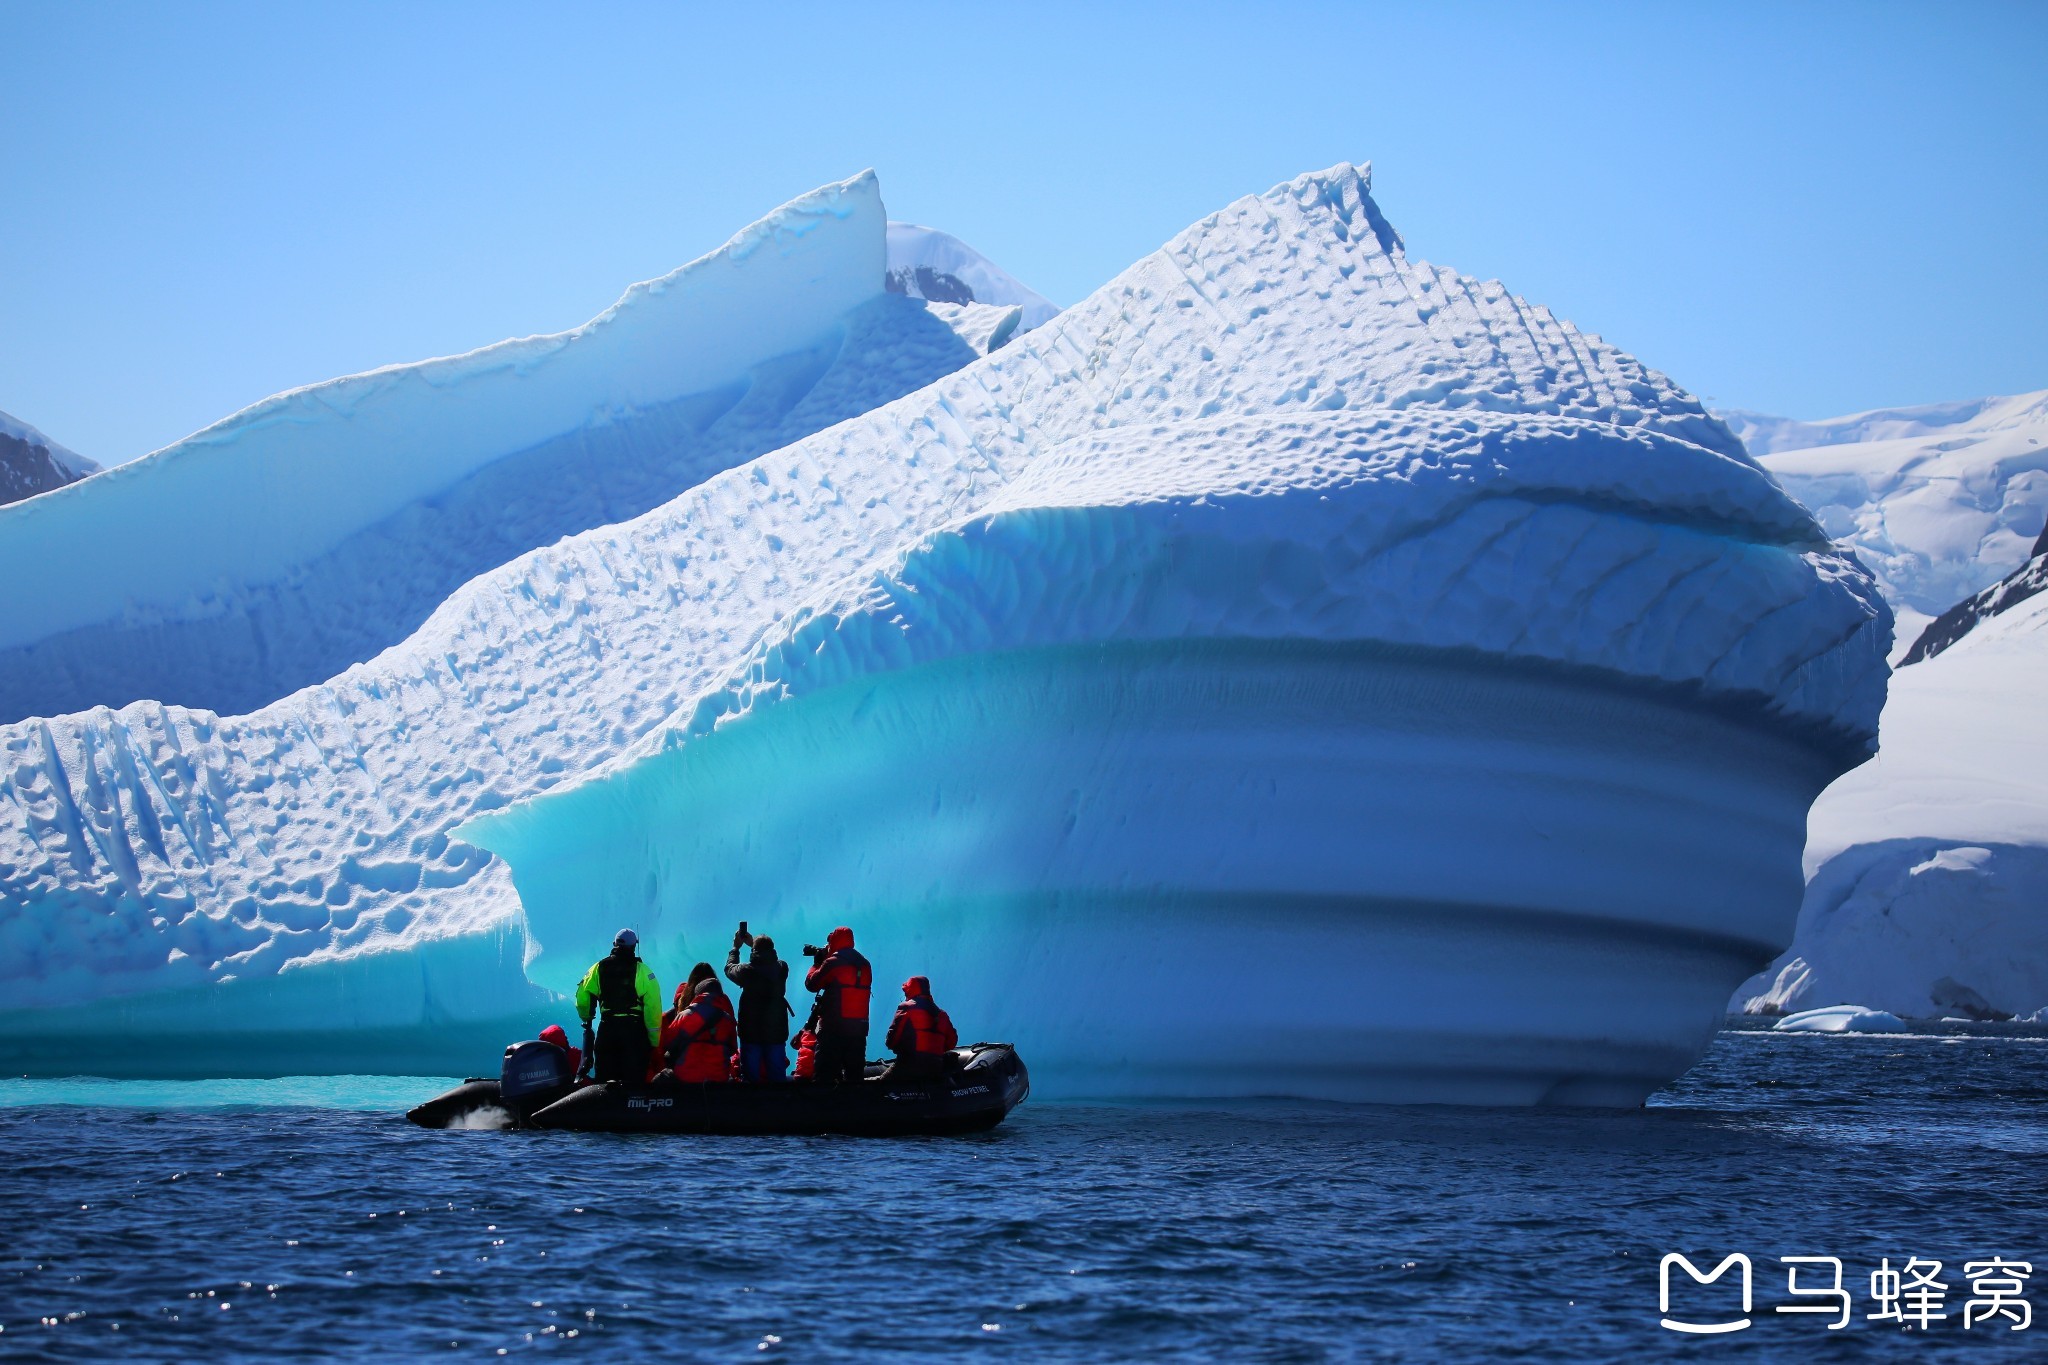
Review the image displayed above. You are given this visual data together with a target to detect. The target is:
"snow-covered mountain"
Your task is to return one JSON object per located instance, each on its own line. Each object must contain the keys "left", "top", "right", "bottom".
{"left": 885, "top": 222, "right": 1059, "bottom": 328}
{"left": 1904, "top": 521, "right": 2048, "bottom": 663}
{"left": 1738, "top": 567, "right": 2047, "bottom": 1022}
{"left": 0, "top": 410, "right": 98, "bottom": 507}
{"left": 0, "top": 166, "right": 1886, "bottom": 1101}
{"left": 1719, "top": 393, "right": 2047, "bottom": 1022}
{"left": 1723, "top": 390, "right": 2048, "bottom": 652}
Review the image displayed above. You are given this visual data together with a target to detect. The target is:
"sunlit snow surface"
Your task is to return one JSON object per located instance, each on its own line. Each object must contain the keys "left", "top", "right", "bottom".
{"left": 1, "top": 164, "right": 1888, "bottom": 1100}
{"left": 1715, "top": 396, "right": 2048, "bottom": 1022}
{"left": 1725, "top": 391, "right": 2048, "bottom": 651}
{"left": 0, "top": 174, "right": 1020, "bottom": 721}
{"left": 1740, "top": 589, "right": 2048, "bottom": 1021}
{"left": 885, "top": 220, "right": 1060, "bottom": 329}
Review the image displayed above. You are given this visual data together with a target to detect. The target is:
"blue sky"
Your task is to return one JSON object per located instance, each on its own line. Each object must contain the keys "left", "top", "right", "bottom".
{"left": 3, "top": 1, "right": 2044, "bottom": 464}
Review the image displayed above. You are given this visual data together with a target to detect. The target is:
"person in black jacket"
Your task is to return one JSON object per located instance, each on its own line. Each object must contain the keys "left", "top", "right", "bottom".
{"left": 725, "top": 922, "right": 793, "bottom": 1082}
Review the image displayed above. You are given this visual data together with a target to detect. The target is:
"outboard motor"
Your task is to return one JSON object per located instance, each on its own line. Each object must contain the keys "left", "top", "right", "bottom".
{"left": 501, "top": 1040, "right": 574, "bottom": 1107}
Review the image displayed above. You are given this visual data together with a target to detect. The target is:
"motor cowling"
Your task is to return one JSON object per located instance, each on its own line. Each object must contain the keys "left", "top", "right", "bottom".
{"left": 501, "top": 1040, "right": 574, "bottom": 1101}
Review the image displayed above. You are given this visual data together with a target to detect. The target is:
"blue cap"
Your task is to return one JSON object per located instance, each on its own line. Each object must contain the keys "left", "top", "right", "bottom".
{"left": 614, "top": 928, "right": 639, "bottom": 949}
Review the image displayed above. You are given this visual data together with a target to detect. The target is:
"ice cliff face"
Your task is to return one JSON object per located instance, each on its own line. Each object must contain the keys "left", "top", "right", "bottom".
{"left": 0, "top": 411, "right": 98, "bottom": 508}
{"left": 0, "top": 164, "right": 1887, "bottom": 1097}
{"left": 0, "top": 179, "right": 1033, "bottom": 1074}
{"left": 462, "top": 164, "right": 1887, "bottom": 1104}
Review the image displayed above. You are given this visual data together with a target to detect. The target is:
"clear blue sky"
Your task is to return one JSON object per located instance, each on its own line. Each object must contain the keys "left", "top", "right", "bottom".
{"left": 4, "top": 1, "right": 2044, "bottom": 464}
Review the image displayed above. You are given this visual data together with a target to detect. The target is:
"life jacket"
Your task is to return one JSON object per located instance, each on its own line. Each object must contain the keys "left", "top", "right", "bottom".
{"left": 597, "top": 953, "right": 645, "bottom": 1022}
{"left": 793, "top": 1026, "right": 818, "bottom": 1080}
{"left": 806, "top": 944, "right": 872, "bottom": 1034}
{"left": 888, "top": 997, "right": 958, "bottom": 1056}
{"left": 663, "top": 991, "right": 736, "bottom": 1082}
{"left": 538, "top": 1023, "right": 583, "bottom": 1077}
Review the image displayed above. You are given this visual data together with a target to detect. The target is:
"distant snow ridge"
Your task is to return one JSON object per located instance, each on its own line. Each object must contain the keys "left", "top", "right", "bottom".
{"left": 1724, "top": 390, "right": 2048, "bottom": 645}
{"left": 885, "top": 222, "right": 1060, "bottom": 329}
{"left": 0, "top": 410, "right": 98, "bottom": 507}
{"left": 1902, "top": 522, "right": 2048, "bottom": 663}
{"left": 0, "top": 174, "right": 1014, "bottom": 724}
{"left": 0, "top": 164, "right": 1887, "bottom": 1099}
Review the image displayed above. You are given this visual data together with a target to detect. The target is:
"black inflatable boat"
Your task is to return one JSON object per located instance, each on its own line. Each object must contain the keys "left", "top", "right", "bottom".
{"left": 407, "top": 1040, "right": 1028, "bottom": 1137}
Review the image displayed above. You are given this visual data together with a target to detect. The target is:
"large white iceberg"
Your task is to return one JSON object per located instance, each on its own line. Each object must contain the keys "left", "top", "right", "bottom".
{"left": 1771, "top": 1004, "right": 1906, "bottom": 1034}
{"left": 0, "top": 174, "right": 1018, "bottom": 723}
{"left": 460, "top": 165, "right": 1889, "bottom": 1104}
{"left": 0, "top": 175, "right": 1032, "bottom": 1074}
{"left": 0, "top": 164, "right": 1887, "bottom": 1099}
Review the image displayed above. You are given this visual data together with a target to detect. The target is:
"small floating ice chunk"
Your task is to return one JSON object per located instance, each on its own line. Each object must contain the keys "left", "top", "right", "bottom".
{"left": 1773, "top": 1004, "right": 1907, "bottom": 1034}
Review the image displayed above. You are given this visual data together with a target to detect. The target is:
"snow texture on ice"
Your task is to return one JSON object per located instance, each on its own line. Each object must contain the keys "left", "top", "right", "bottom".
{"left": 0, "top": 164, "right": 1888, "bottom": 1097}
{"left": 0, "top": 174, "right": 1022, "bottom": 723}
{"left": 1771, "top": 1004, "right": 1906, "bottom": 1034}
{"left": 464, "top": 165, "right": 1888, "bottom": 1103}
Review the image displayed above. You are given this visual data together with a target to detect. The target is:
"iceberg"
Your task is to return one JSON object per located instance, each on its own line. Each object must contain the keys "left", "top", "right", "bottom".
{"left": 0, "top": 177, "right": 1035, "bottom": 1076}
{"left": 459, "top": 165, "right": 1888, "bottom": 1105}
{"left": 0, "top": 164, "right": 1887, "bottom": 1099}
{"left": 0, "top": 174, "right": 1023, "bottom": 723}
{"left": 1771, "top": 1004, "right": 1906, "bottom": 1034}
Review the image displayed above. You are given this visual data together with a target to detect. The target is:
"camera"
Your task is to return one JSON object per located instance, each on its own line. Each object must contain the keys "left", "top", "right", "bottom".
{"left": 802, "top": 943, "right": 828, "bottom": 960}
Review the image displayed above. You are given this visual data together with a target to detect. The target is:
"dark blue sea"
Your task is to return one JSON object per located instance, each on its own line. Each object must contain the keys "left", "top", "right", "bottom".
{"left": 3, "top": 1023, "right": 2042, "bottom": 1362}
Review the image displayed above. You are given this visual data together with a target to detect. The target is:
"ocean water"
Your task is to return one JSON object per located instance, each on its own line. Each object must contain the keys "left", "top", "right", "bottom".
{"left": 2, "top": 1024, "right": 2042, "bottom": 1362}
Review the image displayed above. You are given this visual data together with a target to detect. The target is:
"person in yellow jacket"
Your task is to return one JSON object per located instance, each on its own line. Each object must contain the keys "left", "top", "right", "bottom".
{"left": 574, "top": 929, "right": 662, "bottom": 1083}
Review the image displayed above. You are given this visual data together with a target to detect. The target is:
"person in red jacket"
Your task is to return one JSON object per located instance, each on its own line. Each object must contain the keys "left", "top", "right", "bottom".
{"left": 538, "top": 1023, "right": 583, "bottom": 1079}
{"left": 659, "top": 977, "right": 737, "bottom": 1082}
{"left": 792, "top": 1000, "right": 821, "bottom": 1081}
{"left": 884, "top": 976, "right": 958, "bottom": 1081}
{"left": 802, "top": 926, "right": 871, "bottom": 1083}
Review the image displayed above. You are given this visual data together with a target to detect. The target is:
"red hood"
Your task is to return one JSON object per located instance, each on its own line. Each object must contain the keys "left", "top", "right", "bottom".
{"left": 901, "top": 975, "right": 930, "bottom": 1000}
{"left": 539, "top": 1025, "right": 571, "bottom": 1051}
{"left": 827, "top": 926, "right": 854, "bottom": 951}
